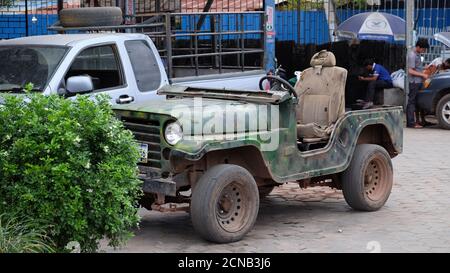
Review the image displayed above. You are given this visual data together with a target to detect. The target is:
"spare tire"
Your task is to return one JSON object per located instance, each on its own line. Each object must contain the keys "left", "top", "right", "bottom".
{"left": 60, "top": 7, "right": 123, "bottom": 27}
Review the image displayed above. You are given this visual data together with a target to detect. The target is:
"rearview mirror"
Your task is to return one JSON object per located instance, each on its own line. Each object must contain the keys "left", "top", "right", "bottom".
{"left": 66, "top": 76, "right": 93, "bottom": 95}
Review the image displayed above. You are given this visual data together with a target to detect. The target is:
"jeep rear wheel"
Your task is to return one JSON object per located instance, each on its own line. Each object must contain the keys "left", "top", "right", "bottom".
{"left": 342, "top": 144, "right": 393, "bottom": 211}
{"left": 437, "top": 94, "right": 450, "bottom": 130}
{"left": 191, "top": 164, "right": 259, "bottom": 243}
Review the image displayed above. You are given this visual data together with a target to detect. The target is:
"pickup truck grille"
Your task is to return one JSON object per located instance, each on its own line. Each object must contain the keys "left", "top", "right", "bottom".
{"left": 122, "top": 118, "right": 162, "bottom": 169}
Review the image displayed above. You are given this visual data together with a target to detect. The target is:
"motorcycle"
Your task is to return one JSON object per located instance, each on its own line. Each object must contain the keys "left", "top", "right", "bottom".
{"left": 258, "top": 59, "right": 302, "bottom": 92}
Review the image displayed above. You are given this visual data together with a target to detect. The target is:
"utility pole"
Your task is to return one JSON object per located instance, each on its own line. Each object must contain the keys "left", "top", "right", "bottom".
{"left": 264, "top": 0, "right": 275, "bottom": 72}
{"left": 405, "top": 0, "right": 414, "bottom": 95}
{"left": 324, "top": 0, "right": 338, "bottom": 42}
{"left": 406, "top": 1, "right": 415, "bottom": 50}
{"left": 25, "top": 0, "right": 29, "bottom": 36}
{"left": 57, "top": 0, "right": 63, "bottom": 14}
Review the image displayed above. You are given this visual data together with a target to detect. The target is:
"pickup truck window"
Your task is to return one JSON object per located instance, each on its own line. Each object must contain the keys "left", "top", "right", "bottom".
{"left": 65, "top": 44, "right": 124, "bottom": 91}
{"left": 0, "top": 46, "right": 67, "bottom": 92}
{"left": 125, "top": 40, "right": 161, "bottom": 92}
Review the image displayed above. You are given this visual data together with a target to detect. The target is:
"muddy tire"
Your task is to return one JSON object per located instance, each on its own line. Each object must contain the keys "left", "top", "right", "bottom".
{"left": 191, "top": 164, "right": 259, "bottom": 243}
{"left": 342, "top": 144, "right": 393, "bottom": 211}
{"left": 436, "top": 94, "right": 450, "bottom": 130}
{"left": 60, "top": 7, "right": 123, "bottom": 27}
{"left": 258, "top": 185, "right": 276, "bottom": 198}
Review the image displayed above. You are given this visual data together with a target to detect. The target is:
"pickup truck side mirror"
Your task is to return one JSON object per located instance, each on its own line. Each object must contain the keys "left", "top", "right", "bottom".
{"left": 66, "top": 76, "right": 93, "bottom": 95}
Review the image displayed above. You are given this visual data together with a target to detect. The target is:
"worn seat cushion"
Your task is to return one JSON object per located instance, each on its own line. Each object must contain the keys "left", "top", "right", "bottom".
{"left": 295, "top": 50, "right": 347, "bottom": 140}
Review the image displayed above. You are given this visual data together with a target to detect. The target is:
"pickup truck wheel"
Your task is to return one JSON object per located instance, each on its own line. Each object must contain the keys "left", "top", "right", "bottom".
{"left": 191, "top": 164, "right": 259, "bottom": 243}
{"left": 436, "top": 94, "right": 450, "bottom": 130}
{"left": 342, "top": 144, "right": 393, "bottom": 211}
{"left": 139, "top": 193, "right": 155, "bottom": 210}
{"left": 60, "top": 7, "right": 123, "bottom": 27}
{"left": 258, "top": 185, "right": 276, "bottom": 198}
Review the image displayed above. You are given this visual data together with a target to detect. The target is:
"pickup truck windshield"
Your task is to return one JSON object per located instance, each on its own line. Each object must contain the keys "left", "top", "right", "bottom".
{"left": 0, "top": 46, "right": 67, "bottom": 92}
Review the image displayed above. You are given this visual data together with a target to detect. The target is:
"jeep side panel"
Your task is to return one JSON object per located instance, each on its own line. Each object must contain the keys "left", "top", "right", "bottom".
{"left": 116, "top": 101, "right": 403, "bottom": 185}
{"left": 171, "top": 107, "right": 403, "bottom": 183}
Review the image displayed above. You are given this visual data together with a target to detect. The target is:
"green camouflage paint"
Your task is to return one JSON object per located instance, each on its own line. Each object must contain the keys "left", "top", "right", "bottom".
{"left": 114, "top": 90, "right": 403, "bottom": 184}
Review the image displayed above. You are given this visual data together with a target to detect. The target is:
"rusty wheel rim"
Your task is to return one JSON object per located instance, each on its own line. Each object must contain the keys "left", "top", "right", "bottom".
{"left": 216, "top": 182, "right": 249, "bottom": 233}
{"left": 364, "top": 156, "right": 389, "bottom": 202}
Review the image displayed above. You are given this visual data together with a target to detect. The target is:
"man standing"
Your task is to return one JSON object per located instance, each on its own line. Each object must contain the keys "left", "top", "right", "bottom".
{"left": 358, "top": 59, "right": 393, "bottom": 109}
{"left": 407, "top": 38, "right": 429, "bottom": 128}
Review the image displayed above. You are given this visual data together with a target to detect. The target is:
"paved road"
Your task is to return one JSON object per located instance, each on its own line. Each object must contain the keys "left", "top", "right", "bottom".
{"left": 102, "top": 127, "right": 450, "bottom": 253}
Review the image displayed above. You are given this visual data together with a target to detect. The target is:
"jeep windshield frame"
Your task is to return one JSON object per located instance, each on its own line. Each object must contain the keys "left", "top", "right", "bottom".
{"left": 157, "top": 85, "right": 292, "bottom": 104}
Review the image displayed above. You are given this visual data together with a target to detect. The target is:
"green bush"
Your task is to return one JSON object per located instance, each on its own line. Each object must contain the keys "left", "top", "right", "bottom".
{"left": 0, "top": 93, "right": 142, "bottom": 252}
{"left": 0, "top": 213, "right": 55, "bottom": 253}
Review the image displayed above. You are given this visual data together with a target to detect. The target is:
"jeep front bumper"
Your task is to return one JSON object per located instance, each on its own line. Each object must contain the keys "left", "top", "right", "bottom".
{"left": 141, "top": 178, "right": 177, "bottom": 197}
{"left": 138, "top": 165, "right": 176, "bottom": 197}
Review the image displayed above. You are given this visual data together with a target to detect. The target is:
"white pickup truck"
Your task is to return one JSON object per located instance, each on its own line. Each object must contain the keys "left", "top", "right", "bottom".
{"left": 0, "top": 33, "right": 265, "bottom": 105}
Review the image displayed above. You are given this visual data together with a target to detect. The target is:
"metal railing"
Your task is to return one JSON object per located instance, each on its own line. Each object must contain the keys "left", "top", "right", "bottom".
{"left": 48, "top": 11, "right": 266, "bottom": 79}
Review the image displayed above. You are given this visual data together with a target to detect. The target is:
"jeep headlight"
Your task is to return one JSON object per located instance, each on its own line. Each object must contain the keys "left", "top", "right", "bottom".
{"left": 164, "top": 121, "right": 183, "bottom": 145}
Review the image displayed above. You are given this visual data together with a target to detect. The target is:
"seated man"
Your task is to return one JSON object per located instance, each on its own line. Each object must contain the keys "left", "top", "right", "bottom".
{"left": 358, "top": 59, "right": 393, "bottom": 109}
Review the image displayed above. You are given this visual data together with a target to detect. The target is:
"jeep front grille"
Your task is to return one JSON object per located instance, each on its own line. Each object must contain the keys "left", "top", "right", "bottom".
{"left": 122, "top": 117, "right": 162, "bottom": 169}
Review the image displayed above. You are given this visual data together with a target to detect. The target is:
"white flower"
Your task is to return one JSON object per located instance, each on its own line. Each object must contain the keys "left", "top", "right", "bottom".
{"left": 84, "top": 162, "right": 91, "bottom": 169}
{"left": 86, "top": 188, "right": 93, "bottom": 193}
{"left": 65, "top": 241, "right": 81, "bottom": 253}
{"left": 103, "top": 145, "right": 110, "bottom": 153}
{"left": 74, "top": 136, "right": 81, "bottom": 143}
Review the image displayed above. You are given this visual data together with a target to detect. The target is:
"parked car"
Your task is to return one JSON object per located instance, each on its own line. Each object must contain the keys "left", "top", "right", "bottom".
{"left": 417, "top": 32, "right": 450, "bottom": 129}
{"left": 113, "top": 50, "right": 403, "bottom": 243}
{"left": 0, "top": 33, "right": 265, "bottom": 105}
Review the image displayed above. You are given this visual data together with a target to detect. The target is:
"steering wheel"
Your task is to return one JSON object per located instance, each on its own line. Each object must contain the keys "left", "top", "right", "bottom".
{"left": 259, "top": 75, "right": 298, "bottom": 99}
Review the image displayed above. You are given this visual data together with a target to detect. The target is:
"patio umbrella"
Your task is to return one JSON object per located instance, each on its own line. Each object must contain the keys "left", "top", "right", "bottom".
{"left": 335, "top": 12, "right": 406, "bottom": 42}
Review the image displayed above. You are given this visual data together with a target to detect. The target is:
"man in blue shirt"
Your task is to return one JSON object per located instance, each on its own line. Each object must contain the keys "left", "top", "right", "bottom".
{"left": 358, "top": 59, "right": 393, "bottom": 109}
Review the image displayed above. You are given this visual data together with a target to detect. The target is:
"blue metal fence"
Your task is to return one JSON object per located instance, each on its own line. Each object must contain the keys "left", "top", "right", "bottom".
{"left": 1, "top": 4, "right": 450, "bottom": 46}
{"left": 0, "top": 14, "right": 58, "bottom": 39}
{"left": 276, "top": 10, "right": 329, "bottom": 44}
{"left": 275, "top": 8, "right": 450, "bottom": 44}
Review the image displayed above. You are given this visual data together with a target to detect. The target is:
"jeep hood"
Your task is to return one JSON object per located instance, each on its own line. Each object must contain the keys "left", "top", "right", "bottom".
{"left": 113, "top": 88, "right": 283, "bottom": 137}
{"left": 113, "top": 96, "right": 257, "bottom": 117}
{"left": 113, "top": 85, "right": 291, "bottom": 117}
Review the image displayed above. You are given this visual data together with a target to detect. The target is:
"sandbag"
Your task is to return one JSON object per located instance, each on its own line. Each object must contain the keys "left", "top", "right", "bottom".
{"left": 391, "top": 69, "right": 405, "bottom": 90}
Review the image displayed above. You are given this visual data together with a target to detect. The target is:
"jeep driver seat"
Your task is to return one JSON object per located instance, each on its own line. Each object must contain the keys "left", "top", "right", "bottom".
{"left": 294, "top": 50, "right": 348, "bottom": 142}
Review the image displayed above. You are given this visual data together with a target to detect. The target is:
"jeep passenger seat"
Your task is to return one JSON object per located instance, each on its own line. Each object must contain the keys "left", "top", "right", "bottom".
{"left": 294, "top": 50, "right": 348, "bottom": 142}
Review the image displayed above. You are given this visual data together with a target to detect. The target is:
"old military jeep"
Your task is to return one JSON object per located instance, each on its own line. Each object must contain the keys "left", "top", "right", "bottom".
{"left": 113, "top": 51, "right": 403, "bottom": 243}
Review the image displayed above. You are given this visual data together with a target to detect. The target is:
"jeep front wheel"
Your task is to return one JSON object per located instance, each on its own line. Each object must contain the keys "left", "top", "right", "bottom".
{"left": 437, "top": 94, "right": 450, "bottom": 130}
{"left": 342, "top": 144, "right": 393, "bottom": 211}
{"left": 191, "top": 164, "right": 259, "bottom": 243}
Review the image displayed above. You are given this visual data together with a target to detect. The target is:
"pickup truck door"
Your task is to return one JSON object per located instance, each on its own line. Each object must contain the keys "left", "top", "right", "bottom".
{"left": 121, "top": 39, "right": 169, "bottom": 102}
{"left": 63, "top": 43, "right": 137, "bottom": 105}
